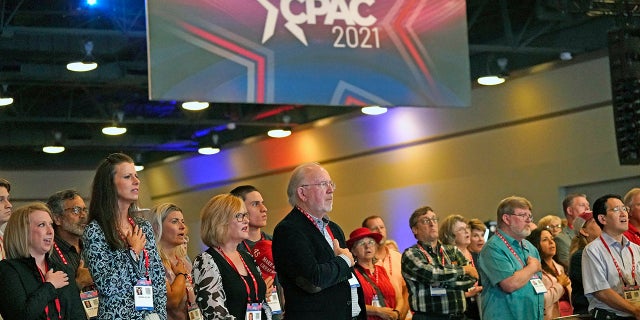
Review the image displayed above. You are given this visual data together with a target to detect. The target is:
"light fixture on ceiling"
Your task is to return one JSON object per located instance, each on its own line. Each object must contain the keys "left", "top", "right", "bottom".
{"left": 198, "top": 134, "right": 221, "bottom": 155}
{"left": 268, "top": 115, "right": 292, "bottom": 138}
{"left": 0, "top": 84, "right": 13, "bottom": 107}
{"left": 67, "top": 41, "right": 98, "bottom": 72}
{"left": 182, "top": 101, "right": 210, "bottom": 111}
{"left": 361, "top": 105, "right": 388, "bottom": 115}
{"left": 102, "top": 111, "right": 127, "bottom": 135}
{"left": 477, "top": 57, "right": 509, "bottom": 86}
{"left": 134, "top": 153, "right": 145, "bottom": 171}
{"left": 42, "top": 132, "right": 65, "bottom": 154}
{"left": 559, "top": 51, "right": 573, "bottom": 61}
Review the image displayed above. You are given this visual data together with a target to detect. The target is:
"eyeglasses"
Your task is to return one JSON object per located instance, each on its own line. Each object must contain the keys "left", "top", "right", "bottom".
{"left": 608, "top": 206, "right": 630, "bottom": 214}
{"left": 234, "top": 212, "right": 249, "bottom": 222}
{"left": 545, "top": 224, "right": 562, "bottom": 230}
{"left": 64, "top": 206, "right": 88, "bottom": 215}
{"left": 300, "top": 181, "right": 336, "bottom": 190}
{"left": 355, "top": 239, "right": 376, "bottom": 247}
{"left": 510, "top": 212, "right": 533, "bottom": 222}
{"left": 454, "top": 226, "right": 470, "bottom": 233}
{"left": 417, "top": 217, "right": 439, "bottom": 225}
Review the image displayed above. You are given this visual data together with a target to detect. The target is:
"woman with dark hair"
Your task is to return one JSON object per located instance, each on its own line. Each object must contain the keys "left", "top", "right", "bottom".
{"left": 145, "top": 203, "right": 199, "bottom": 320}
{"left": 526, "top": 228, "right": 572, "bottom": 320}
{"left": 83, "top": 153, "right": 167, "bottom": 319}
{"left": 192, "top": 193, "right": 271, "bottom": 319}
{"left": 0, "top": 202, "right": 86, "bottom": 319}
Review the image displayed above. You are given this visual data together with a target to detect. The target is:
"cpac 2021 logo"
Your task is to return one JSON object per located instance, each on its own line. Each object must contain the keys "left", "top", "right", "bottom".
{"left": 257, "top": 0, "right": 381, "bottom": 48}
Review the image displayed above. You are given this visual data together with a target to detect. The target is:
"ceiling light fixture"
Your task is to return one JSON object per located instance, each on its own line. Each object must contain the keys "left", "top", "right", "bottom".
{"left": 67, "top": 41, "right": 98, "bottom": 72}
{"left": 198, "top": 134, "right": 221, "bottom": 155}
{"left": 134, "top": 153, "right": 145, "bottom": 171}
{"left": 477, "top": 57, "right": 508, "bottom": 86}
{"left": 43, "top": 132, "right": 65, "bottom": 154}
{"left": 102, "top": 111, "right": 127, "bottom": 135}
{"left": 182, "top": 101, "right": 210, "bottom": 111}
{"left": 361, "top": 105, "right": 387, "bottom": 115}
{"left": 0, "top": 84, "right": 13, "bottom": 107}
{"left": 268, "top": 115, "right": 292, "bottom": 138}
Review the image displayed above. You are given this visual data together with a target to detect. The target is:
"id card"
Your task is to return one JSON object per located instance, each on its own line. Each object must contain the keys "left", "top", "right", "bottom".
{"left": 80, "top": 289, "right": 99, "bottom": 318}
{"left": 134, "top": 279, "right": 155, "bottom": 311}
{"left": 430, "top": 286, "right": 446, "bottom": 296}
{"left": 623, "top": 286, "right": 640, "bottom": 303}
{"left": 530, "top": 278, "right": 547, "bottom": 294}
{"left": 267, "top": 287, "right": 282, "bottom": 314}
{"left": 348, "top": 273, "right": 360, "bottom": 288}
{"left": 246, "top": 303, "right": 261, "bottom": 320}
{"left": 188, "top": 305, "right": 202, "bottom": 320}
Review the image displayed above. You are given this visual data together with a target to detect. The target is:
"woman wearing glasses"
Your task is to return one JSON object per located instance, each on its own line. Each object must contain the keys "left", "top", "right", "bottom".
{"left": 192, "top": 193, "right": 272, "bottom": 320}
{"left": 347, "top": 227, "right": 400, "bottom": 320}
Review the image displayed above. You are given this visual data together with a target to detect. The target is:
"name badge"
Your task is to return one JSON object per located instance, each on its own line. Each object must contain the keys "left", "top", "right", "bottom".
{"left": 348, "top": 273, "right": 360, "bottom": 288}
{"left": 267, "top": 287, "right": 282, "bottom": 314}
{"left": 530, "top": 278, "right": 547, "bottom": 294}
{"left": 134, "top": 279, "right": 155, "bottom": 310}
{"left": 246, "top": 303, "right": 261, "bottom": 320}
{"left": 80, "top": 289, "right": 99, "bottom": 318}
{"left": 624, "top": 286, "right": 640, "bottom": 303}
{"left": 430, "top": 286, "right": 447, "bottom": 296}
{"left": 188, "top": 305, "right": 202, "bottom": 320}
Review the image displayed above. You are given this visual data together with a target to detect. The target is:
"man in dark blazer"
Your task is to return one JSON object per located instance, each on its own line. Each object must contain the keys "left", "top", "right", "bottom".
{"left": 273, "top": 162, "right": 366, "bottom": 320}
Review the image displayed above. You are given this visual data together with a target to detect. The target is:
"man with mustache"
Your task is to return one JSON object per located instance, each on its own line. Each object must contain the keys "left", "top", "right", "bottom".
{"left": 46, "top": 189, "right": 94, "bottom": 290}
{"left": 583, "top": 194, "right": 640, "bottom": 319}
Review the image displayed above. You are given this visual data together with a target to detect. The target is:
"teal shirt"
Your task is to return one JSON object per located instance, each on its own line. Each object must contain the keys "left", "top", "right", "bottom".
{"left": 478, "top": 230, "right": 544, "bottom": 320}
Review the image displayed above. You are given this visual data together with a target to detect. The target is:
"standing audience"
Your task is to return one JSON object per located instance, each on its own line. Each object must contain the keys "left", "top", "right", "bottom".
{"left": 146, "top": 203, "right": 199, "bottom": 320}
{"left": 401, "top": 206, "right": 477, "bottom": 320}
{"left": 0, "top": 178, "right": 12, "bottom": 260}
{"left": 558, "top": 194, "right": 590, "bottom": 266}
{"left": 526, "top": 228, "right": 572, "bottom": 319}
{"left": 192, "top": 193, "right": 271, "bottom": 319}
{"left": 362, "top": 215, "right": 409, "bottom": 319}
{"left": 272, "top": 162, "right": 365, "bottom": 320}
{"left": 568, "top": 211, "right": 600, "bottom": 315}
{"left": 537, "top": 214, "right": 569, "bottom": 268}
{"left": 467, "top": 219, "right": 486, "bottom": 265}
{"left": 582, "top": 194, "right": 640, "bottom": 318}
{"left": 0, "top": 202, "right": 86, "bottom": 319}
{"left": 348, "top": 227, "right": 401, "bottom": 320}
{"left": 439, "top": 215, "right": 483, "bottom": 320}
{"left": 478, "top": 196, "right": 544, "bottom": 320}
{"left": 83, "top": 152, "right": 167, "bottom": 319}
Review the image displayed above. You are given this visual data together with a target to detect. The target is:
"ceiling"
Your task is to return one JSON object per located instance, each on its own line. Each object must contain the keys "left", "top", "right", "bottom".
{"left": 0, "top": 0, "right": 635, "bottom": 170}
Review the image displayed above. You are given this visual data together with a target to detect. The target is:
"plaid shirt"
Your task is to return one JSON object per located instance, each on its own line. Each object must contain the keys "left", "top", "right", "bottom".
{"left": 401, "top": 241, "right": 476, "bottom": 315}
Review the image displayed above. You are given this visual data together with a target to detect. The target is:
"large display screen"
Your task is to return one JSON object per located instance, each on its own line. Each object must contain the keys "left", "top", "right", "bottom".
{"left": 147, "top": 0, "right": 470, "bottom": 107}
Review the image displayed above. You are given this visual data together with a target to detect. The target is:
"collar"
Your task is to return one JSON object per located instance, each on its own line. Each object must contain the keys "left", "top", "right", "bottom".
{"left": 297, "top": 205, "right": 330, "bottom": 226}
{"left": 628, "top": 223, "right": 640, "bottom": 235}
{"left": 602, "top": 231, "right": 631, "bottom": 249}
{"left": 54, "top": 233, "right": 82, "bottom": 253}
{"left": 497, "top": 229, "right": 530, "bottom": 251}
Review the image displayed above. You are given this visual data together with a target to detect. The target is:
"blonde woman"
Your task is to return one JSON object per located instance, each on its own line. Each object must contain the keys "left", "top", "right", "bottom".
{"left": 146, "top": 203, "right": 199, "bottom": 320}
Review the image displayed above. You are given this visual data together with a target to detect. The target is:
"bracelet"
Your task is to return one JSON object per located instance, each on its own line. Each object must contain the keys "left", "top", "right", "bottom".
{"left": 176, "top": 272, "right": 188, "bottom": 279}
{"left": 392, "top": 309, "right": 400, "bottom": 319}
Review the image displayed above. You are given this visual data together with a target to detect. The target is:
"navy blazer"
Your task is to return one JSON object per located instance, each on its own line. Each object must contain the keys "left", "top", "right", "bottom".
{"left": 273, "top": 207, "right": 366, "bottom": 320}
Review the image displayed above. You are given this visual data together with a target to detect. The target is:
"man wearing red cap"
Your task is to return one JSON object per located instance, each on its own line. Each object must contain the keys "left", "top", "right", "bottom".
{"left": 623, "top": 188, "right": 640, "bottom": 245}
{"left": 568, "top": 210, "right": 600, "bottom": 315}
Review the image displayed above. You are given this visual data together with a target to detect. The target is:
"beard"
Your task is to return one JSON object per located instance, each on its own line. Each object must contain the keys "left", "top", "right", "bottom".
{"left": 510, "top": 224, "right": 531, "bottom": 239}
{"left": 62, "top": 220, "right": 86, "bottom": 237}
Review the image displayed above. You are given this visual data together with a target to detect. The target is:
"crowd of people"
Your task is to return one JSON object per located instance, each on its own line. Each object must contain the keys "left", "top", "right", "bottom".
{"left": 0, "top": 153, "right": 639, "bottom": 320}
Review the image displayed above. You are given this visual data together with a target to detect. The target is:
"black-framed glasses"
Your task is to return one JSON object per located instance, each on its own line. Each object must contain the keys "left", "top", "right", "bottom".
{"left": 608, "top": 206, "right": 630, "bottom": 214}
{"left": 234, "top": 212, "right": 249, "bottom": 222}
{"left": 510, "top": 212, "right": 533, "bottom": 222}
{"left": 300, "top": 180, "right": 336, "bottom": 190}
{"left": 64, "top": 206, "right": 88, "bottom": 215}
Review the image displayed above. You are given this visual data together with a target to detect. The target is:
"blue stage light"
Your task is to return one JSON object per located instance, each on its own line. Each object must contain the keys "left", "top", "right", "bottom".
{"left": 86, "top": 0, "right": 97, "bottom": 6}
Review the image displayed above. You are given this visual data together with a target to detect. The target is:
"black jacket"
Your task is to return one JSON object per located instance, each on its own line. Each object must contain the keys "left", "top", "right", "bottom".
{"left": 0, "top": 254, "right": 87, "bottom": 320}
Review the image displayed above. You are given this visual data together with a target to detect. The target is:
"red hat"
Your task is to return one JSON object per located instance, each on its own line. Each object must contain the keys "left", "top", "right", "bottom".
{"left": 573, "top": 211, "right": 594, "bottom": 234}
{"left": 346, "top": 227, "right": 383, "bottom": 249}
{"left": 252, "top": 239, "right": 276, "bottom": 279}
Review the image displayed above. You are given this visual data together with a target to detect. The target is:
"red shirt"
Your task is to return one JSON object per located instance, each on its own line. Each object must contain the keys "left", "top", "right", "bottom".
{"left": 354, "top": 264, "right": 397, "bottom": 320}
{"left": 624, "top": 223, "right": 640, "bottom": 245}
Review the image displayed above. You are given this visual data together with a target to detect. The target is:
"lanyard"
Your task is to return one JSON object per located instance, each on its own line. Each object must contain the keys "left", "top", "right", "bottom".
{"left": 37, "top": 261, "right": 62, "bottom": 320}
{"left": 122, "top": 217, "right": 150, "bottom": 279}
{"left": 299, "top": 206, "right": 335, "bottom": 240}
{"left": 176, "top": 256, "right": 195, "bottom": 308}
{"left": 495, "top": 231, "right": 526, "bottom": 268}
{"left": 217, "top": 247, "right": 260, "bottom": 302}
{"left": 53, "top": 243, "right": 68, "bottom": 265}
{"left": 599, "top": 235, "right": 637, "bottom": 286}
{"left": 417, "top": 242, "right": 447, "bottom": 265}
